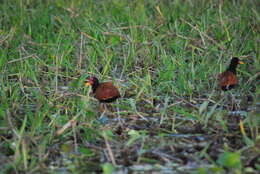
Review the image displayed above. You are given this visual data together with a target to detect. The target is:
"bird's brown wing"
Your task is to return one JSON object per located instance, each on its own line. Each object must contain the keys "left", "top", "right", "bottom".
{"left": 94, "top": 82, "right": 120, "bottom": 101}
{"left": 218, "top": 71, "right": 238, "bottom": 87}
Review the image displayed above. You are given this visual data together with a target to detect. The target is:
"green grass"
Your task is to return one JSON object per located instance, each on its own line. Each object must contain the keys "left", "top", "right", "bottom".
{"left": 0, "top": 0, "right": 259, "bottom": 173}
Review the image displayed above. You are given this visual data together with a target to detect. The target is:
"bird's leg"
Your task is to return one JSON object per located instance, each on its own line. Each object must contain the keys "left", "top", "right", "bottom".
{"left": 230, "top": 92, "right": 240, "bottom": 110}
{"left": 99, "top": 103, "right": 105, "bottom": 113}
{"left": 116, "top": 100, "right": 124, "bottom": 125}
{"left": 106, "top": 103, "right": 112, "bottom": 113}
{"left": 99, "top": 103, "right": 106, "bottom": 119}
{"left": 231, "top": 93, "right": 235, "bottom": 110}
{"left": 227, "top": 92, "right": 236, "bottom": 111}
{"left": 104, "top": 104, "right": 108, "bottom": 113}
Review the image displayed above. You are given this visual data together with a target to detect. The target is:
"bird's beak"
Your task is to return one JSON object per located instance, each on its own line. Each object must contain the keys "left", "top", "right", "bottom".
{"left": 239, "top": 61, "right": 244, "bottom": 64}
{"left": 85, "top": 82, "right": 91, "bottom": 86}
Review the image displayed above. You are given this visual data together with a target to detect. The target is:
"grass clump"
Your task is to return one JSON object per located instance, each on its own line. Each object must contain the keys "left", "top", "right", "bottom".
{"left": 0, "top": 0, "right": 259, "bottom": 173}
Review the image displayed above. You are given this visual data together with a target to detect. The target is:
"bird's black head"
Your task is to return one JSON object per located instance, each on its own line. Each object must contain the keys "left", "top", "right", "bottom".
{"left": 227, "top": 57, "right": 244, "bottom": 73}
{"left": 85, "top": 76, "right": 99, "bottom": 92}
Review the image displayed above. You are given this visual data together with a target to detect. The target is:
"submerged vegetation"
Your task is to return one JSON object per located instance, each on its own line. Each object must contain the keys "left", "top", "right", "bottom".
{"left": 0, "top": 0, "right": 259, "bottom": 173}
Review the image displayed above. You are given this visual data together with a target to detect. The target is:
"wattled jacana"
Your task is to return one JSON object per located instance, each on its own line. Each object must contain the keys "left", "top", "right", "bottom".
{"left": 218, "top": 57, "right": 244, "bottom": 91}
{"left": 85, "top": 76, "right": 121, "bottom": 103}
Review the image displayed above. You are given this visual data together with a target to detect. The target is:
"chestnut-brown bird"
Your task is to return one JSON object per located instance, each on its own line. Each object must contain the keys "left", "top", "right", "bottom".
{"left": 85, "top": 77, "right": 121, "bottom": 103}
{"left": 218, "top": 57, "right": 244, "bottom": 91}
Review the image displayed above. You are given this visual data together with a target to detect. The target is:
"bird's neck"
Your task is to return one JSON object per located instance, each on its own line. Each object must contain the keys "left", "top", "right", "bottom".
{"left": 227, "top": 64, "right": 238, "bottom": 73}
{"left": 92, "top": 82, "right": 99, "bottom": 92}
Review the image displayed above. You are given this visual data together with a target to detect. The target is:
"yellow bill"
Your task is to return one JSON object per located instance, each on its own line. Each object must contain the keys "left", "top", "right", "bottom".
{"left": 239, "top": 61, "right": 244, "bottom": 64}
{"left": 85, "top": 82, "right": 91, "bottom": 86}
